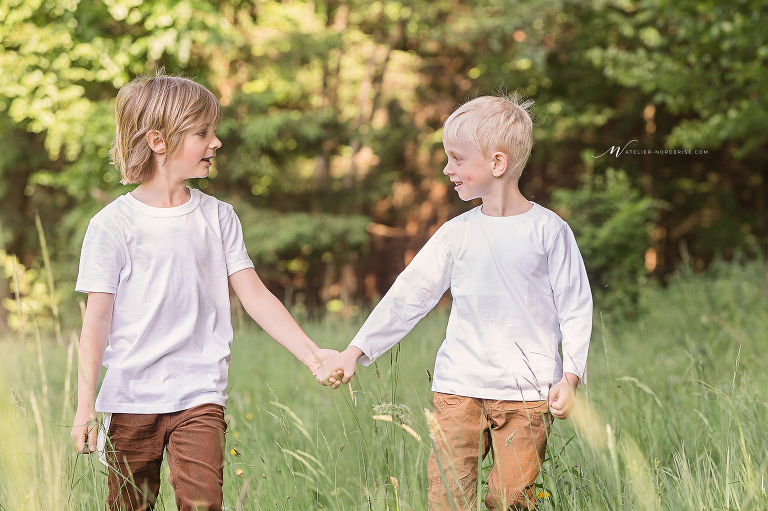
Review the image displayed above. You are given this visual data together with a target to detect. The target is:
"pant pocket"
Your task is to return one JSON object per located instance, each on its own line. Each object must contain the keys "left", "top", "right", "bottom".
{"left": 433, "top": 392, "right": 466, "bottom": 412}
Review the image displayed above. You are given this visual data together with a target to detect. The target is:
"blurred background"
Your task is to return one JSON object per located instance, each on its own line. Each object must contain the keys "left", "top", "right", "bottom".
{"left": 0, "top": 0, "right": 766, "bottom": 336}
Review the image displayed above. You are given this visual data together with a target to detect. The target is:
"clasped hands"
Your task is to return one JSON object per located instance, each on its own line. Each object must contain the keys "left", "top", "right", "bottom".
{"left": 306, "top": 346, "right": 363, "bottom": 389}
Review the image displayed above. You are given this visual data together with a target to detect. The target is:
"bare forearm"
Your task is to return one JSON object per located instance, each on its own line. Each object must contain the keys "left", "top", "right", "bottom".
{"left": 76, "top": 293, "right": 113, "bottom": 411}
{"left": 250, "top": 292, "right": 319, "bottom": 366}
{"left": 230, "top": 269, "right": 319, "bottom": 367}
{"left": 77, "top": 334, "right": 106, "bottom": 410}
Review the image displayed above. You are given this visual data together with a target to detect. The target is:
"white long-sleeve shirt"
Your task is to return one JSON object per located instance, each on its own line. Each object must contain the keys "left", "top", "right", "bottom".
{"left": 350, "top": 204, "right": 592, "bottom": 401}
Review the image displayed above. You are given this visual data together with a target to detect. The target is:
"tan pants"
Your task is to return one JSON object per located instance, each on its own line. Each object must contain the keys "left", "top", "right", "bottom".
{"left": 105, "top": 403, "right": 226, "bottom": 511}
{"left": 428, "top": 393, "right": 551, "bottom": 511}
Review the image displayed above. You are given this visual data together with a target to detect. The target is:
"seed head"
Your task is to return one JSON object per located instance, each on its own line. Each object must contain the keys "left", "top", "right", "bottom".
{"left": 424, "top": 408, "right": 442, "bottom": 441}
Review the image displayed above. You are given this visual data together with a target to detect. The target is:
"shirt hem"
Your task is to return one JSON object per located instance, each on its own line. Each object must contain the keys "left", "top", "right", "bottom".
{"left": 75, "top": 282, "right": 117, "bottom": 294}
{"left": 431, "top": 381, "right": 550, "bottom": 402}
{"left": 226, "top": 261, "right": 255, "bottom": 277}
{"left": 95, "top": 394, "right": 227, "bottom": 414}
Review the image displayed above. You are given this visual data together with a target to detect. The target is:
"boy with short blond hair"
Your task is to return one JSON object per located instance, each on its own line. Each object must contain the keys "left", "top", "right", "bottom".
{"left": 71, "top": 71, "right": 337, "bottom": 511}
{"left": 316, "top": 94, "right": 592, "bottom": 510}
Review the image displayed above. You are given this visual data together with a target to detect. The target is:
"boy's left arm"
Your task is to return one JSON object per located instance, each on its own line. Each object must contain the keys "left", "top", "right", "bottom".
{"left": 548, "top": 224, "right": 593, "bottom": 418}
{"left": 229, "top": 268, "right": 339, "bottom": 374}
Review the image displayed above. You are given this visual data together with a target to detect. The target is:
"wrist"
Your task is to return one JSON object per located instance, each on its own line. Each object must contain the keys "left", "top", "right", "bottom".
{"left": 75, "top": 406, "right": 97, "bottom": 419}
{"left": 564, "top": 372, "right": 579, "bottom": 390}
{"left": 302, "top": 348, "right": 320, "bottom": 369}
{"left": 344, "top": 345, "right": 364, "bottom": 360}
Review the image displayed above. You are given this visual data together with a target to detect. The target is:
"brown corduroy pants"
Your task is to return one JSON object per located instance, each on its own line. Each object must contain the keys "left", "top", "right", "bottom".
{"left": 105, "top": 403, "right": 227, "bottom": 511}
{"left": 428, "top": 393, "right": 551, "bottom": 511}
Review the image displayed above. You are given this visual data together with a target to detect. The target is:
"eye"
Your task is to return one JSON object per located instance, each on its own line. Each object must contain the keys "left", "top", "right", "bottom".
{"left": 197, "top": 129, "right": 207, "bottom": 136}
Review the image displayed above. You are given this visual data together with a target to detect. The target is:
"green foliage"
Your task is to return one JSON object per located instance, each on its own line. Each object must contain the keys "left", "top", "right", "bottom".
{"left": 235, "top": 201, "right": 370, "bottom": 282}
{"left": 0, "top": 0, "right": 764, "bottom": 321}
{"left": 551, "top": 167, "right": 661, "bottom": 313}
{"left": 586, "top": 0, "right": 768, "bottom": 156}
{"left": 0, "top": 250, "right": 55, "bottom": 335}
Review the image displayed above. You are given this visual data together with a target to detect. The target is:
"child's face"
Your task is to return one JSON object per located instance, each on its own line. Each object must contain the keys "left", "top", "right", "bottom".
{"left": 442, "top": 132, "right": 495, "bottom": 201}
{"left": 167, "top": 125, "right": 221, "bottom": 180}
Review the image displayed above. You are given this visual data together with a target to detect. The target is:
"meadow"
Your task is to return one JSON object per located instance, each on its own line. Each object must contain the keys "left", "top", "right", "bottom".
{"left": 1, "top": 258, "right": 767, "bottom": 510}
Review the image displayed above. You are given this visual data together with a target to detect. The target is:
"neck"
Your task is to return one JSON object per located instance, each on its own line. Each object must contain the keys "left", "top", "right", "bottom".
{"left": 480, "top": 180, "right": 532, "bottom": 217}
{"left": 132, "top": 172, "right": 191, "bottom": 208}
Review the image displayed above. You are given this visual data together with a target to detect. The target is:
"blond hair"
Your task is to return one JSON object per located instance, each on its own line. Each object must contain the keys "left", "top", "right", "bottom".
{"left": 442, "top": 94, "right": 534, "bottom": 180}
{"left": 110, "top": 70, "right": 221, "bottom": 184}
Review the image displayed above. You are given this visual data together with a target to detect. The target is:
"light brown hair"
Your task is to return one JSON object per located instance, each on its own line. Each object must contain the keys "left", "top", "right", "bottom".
{"left": 443, "top": 94, "right": 534, "bottom": 180}
{"left": 110, "top": 70, "right": 221, "bottom": 184}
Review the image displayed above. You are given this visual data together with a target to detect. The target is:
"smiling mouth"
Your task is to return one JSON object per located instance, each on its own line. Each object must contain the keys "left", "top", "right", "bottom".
{"left": 453, "top": 181, "right": 463, "bottom": 187}
{"left": 201, "top": 157, "right": 213, "bottom": 163}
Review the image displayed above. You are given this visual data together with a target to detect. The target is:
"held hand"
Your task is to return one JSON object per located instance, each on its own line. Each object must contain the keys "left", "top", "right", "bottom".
{"left": 306, "top": 348, "right": 344, "bottom": 389}
{"left": 304, "top": 348, "right": 341, "bottom": 374}
{"left": 548, "top": 373, "right": 579, "bottom": 420}
{"left": 71, "top": 407, "right": 98, "bottom": 454}
{"left": 314, "top": 346, "right": 362, "bottom": 389}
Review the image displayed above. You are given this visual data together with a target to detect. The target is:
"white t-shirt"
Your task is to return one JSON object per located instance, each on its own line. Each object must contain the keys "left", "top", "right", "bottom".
{"left": 350, "top": 204, "right": 593, "bottom": 401}
{"left": 75, "top": 188, "right": 254, "bottom": 414}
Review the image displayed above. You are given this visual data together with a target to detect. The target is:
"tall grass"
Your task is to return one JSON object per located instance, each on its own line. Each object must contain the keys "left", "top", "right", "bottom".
{"left": 1, "top": 258, "right": 767, "bottom": 510}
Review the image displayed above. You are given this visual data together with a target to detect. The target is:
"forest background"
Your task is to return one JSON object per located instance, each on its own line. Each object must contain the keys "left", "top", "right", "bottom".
{"left": 1, "top": 0, "right": 766, "bottom": 336}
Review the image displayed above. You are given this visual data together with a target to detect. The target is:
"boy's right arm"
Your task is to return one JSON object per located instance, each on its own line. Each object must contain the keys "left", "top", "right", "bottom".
{"left": 343, "top": 223, "right": 454, "bottom": 370}
{"left": 71, "top": 292, "right": 113, "bottom": 454}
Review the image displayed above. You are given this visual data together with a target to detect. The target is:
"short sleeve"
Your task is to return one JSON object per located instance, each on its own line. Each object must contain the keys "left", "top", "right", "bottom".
{"left": 220, "top": 206, "right": 254, "bottom": 276}
{"left": 75, "top": 222, "right": 122, "bottom": 294}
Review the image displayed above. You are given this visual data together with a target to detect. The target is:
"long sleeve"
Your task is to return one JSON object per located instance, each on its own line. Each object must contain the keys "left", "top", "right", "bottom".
{"left": 350, "top": 225, "right": 454, "bottom": 366}
{"left": 547, "top": 224, "right": 593, "bottom": 383}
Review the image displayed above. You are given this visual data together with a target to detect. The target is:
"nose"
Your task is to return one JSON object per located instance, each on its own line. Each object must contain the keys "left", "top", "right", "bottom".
{"left": 443, "top": 163, "right": 452, "bottom": 176}
{"left": 211, "top": 135, "right": 222, "bottom": 150}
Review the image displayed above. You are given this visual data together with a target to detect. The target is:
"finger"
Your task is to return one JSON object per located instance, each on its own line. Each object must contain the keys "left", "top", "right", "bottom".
{"left": 75, "top": 435, "right": 87, "bottom": 454}
{"left": 87, "top": 426, "right": 97, "bottom": 452}
{"left": 341, "top": 373, "right": 354, "bottom": 384}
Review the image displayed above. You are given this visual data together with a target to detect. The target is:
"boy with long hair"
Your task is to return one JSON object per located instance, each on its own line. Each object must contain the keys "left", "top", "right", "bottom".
{"left": 71, "top": 71, "right": 337, "bottom": 510}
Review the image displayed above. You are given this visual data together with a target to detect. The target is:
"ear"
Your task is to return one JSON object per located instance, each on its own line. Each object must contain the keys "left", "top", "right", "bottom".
{"left": 491, "top": 151, "right": 508, "bottom": 177}
{"left": 146, "top": 129, "right": 167, "bottom": 155}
